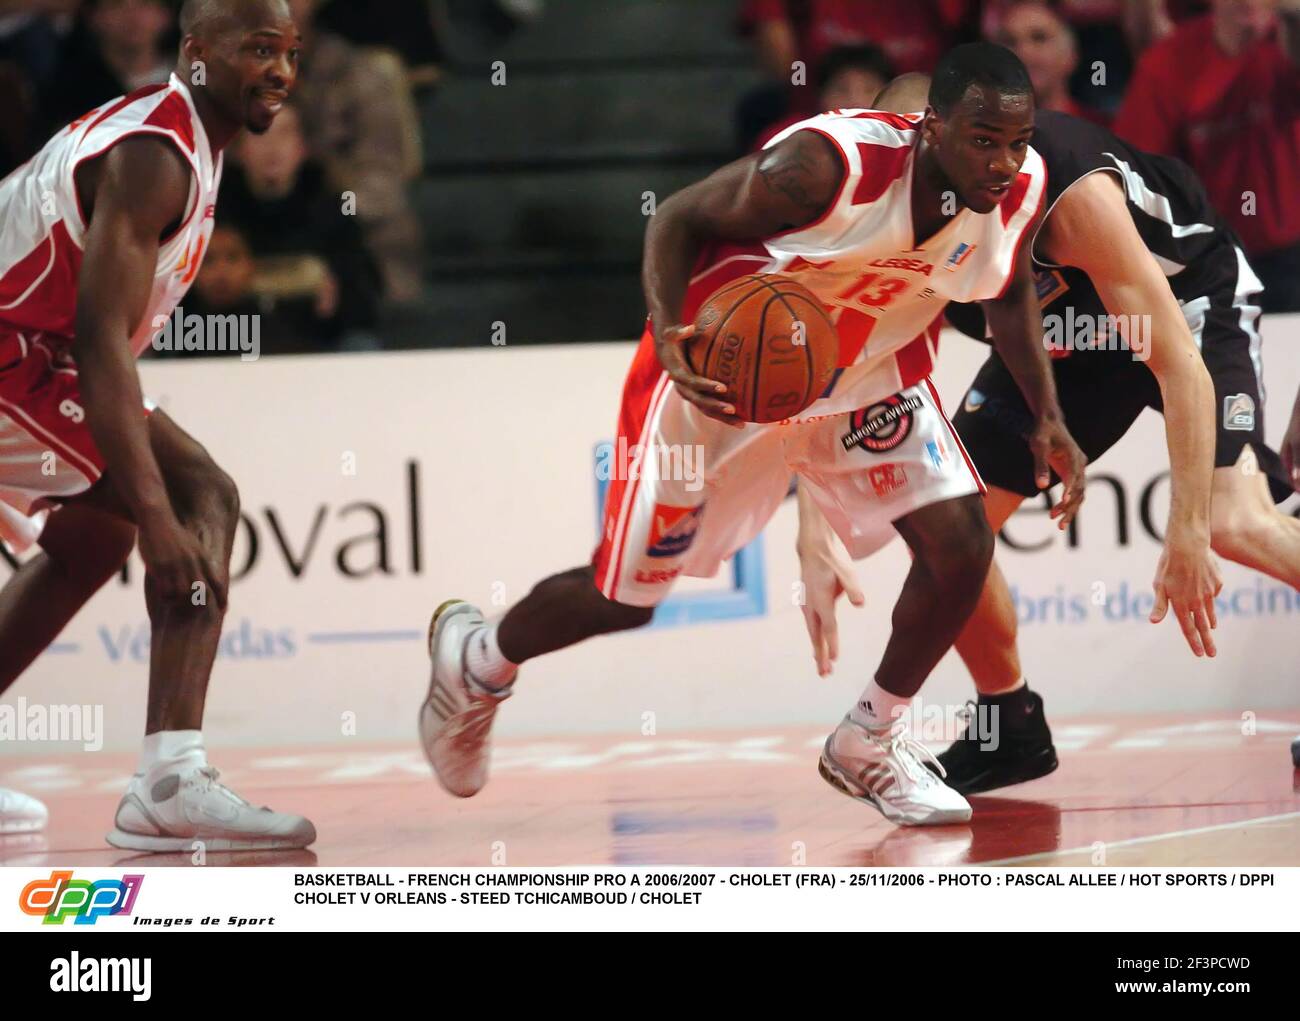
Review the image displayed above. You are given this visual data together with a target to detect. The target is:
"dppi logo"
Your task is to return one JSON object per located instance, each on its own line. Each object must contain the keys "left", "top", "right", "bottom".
{"left": 19, "top": 871, "right": 144, "bottom": 925}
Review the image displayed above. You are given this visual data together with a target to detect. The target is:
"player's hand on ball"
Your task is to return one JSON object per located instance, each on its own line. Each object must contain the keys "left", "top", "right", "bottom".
{"left": 798, "top": 545, "right": 865, "bottom": 677}
{"left": 655, "top": 323, "right": 744, "bottom": 428}
{"left": 1150, "top": 537, "right": 1223, "bottom": 658}
{"left": 1028, "top": 416, "right": 1087, "bottom": 528}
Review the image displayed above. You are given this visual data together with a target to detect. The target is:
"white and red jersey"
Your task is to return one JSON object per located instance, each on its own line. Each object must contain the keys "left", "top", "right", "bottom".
{"left": 681, "top": 109, "right": 1046, "bottom": 416}
{"left": 0, "top": 73, "right": 222, "bottom": 354}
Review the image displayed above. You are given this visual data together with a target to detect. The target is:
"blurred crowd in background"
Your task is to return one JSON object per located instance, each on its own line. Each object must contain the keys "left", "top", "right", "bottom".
{"left": 736, "top": 0, "right": 1300, "bottom": 313}
{"left": 0, "top": 0, "right": 1296, "bottom": 357}
{"left": 0, "top": 0, "right": 444, "bottom": 353}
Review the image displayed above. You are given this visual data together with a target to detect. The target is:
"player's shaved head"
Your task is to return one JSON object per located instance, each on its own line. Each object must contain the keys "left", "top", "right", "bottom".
{"left": 180, "top": 0, "right": 292, "bottom": 40}
{"left": 873, "top": 72, "right": 932, "bottom": 115}
{"left": 177, "top": 0, "right": 300, "bottom": 145}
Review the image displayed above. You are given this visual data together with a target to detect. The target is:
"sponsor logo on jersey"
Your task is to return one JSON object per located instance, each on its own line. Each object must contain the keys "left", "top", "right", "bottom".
{"left": 944, "top": 242, "right": 977, "bottom": 272}
{"left": 869, "top": 257, "right": 933, "bottom": 276}
{"left": 840, "top": 394, "right": 924, "bottom": 453}
{"left": 925, "top": 439, "right": 948, "bottom": 470}
{"left": 1034, "top": 268, "right": 1069, "bottom": 307}
{"left": 1223, "top": 393, "right": 1255, "bottom": 431}
{"left": 646, "top": 503, "right": 705, "bottom": 557}
{"left": 963, "top": 388, "right": 986, "bottom": 414}
{"left": 635, "top": 566, "right": 683, "bottom": 585}
{"left": 868, "top": 463, "right": 908, "bottom": 497}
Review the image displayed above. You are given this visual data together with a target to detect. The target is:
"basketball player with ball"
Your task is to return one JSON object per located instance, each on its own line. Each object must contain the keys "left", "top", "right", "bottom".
{"left": 801, "top": 71, "right": 1300, "bottom": 794}
{"left": 421, "top": 44, "right": 1087, "bottom": 825}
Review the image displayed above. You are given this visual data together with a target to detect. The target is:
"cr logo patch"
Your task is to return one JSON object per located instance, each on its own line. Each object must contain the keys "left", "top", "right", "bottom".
{"left": 868, "top": 463, "right": 909, "bottom": 497}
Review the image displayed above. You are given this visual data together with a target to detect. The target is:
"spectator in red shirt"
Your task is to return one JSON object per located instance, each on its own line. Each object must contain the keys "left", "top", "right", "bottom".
{"left": 738, "top": 0, "right": 972, "bottom": 96}
{"left": 734, "top": 0, "right": 970, "bottom": 151}
{"left": 991, "top": 1, "right": 1111, "bottom": 125}
{"left": 1114, "top": 0, "right": 1300, "bottom": 312}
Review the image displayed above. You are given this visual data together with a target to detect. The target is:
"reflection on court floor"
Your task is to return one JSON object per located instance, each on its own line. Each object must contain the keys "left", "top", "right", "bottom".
{"left": 3, "top": 714, "right": 1297, "bottom": 868}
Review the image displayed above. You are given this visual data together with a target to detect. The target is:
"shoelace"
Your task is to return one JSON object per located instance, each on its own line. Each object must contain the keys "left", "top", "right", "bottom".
{"left": 891, "top": 732, "right": 948, "bottom": 786}
{"left": 862, "top": 728, "right": 947, "bottom": 790}
{"left": 188, "top": 766, "right": 259, "bottom": 809}
{"left": 192, "top": 765, "right": 222, "bottom": 790}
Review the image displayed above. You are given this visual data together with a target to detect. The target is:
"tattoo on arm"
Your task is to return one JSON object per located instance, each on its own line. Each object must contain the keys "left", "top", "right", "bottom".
{"left": 756, "top": 132, "right": 843, "bottom": 227}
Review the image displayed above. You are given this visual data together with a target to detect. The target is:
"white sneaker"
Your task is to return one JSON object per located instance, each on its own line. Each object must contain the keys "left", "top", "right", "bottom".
{"left": 420, "top": 599, "right": 513, "bottom": 797}
{"left": 106, "top": 765, "right": 316, "bottom": 851}
{"left": 819, "top": 715, "right": 972, "bottom": 826}
{"left": 0, "top": 787, "right": 48, "bottom": 834}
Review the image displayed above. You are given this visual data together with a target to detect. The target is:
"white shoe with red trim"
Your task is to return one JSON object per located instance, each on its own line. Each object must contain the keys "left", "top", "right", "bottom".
{"left": 818, "top": 714, "right": 971, "bottom": 826}
{"left": 419, "top": 599, "right": 513, "bottom": 798}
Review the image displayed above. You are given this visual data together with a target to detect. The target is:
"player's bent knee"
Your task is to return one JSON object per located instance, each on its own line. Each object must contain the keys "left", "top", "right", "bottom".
{"left": 587, "top": 579, "right": 655, "bottom": 631}
{"left": 925, "top": 513, "right": 994, "bottom": 591}
{"left": 188, "top": 464, "right": 241, "bottom": 542}
{"left": 209, "top": 466, "right": 241, "bottom": 521}
{"left": 570, "top": 566, "right": 655, "bottom": 632}
{"left": 162, "top": 434, "right": 240, "bottom": 530}
{"left": 958, "top": 523, "right": 995, "bottom": 586}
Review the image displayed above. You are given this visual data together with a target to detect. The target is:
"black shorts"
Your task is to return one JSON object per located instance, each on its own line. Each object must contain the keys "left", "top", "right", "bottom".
{"left": 952, "top": 308, "right": 1293, "bottom": 505}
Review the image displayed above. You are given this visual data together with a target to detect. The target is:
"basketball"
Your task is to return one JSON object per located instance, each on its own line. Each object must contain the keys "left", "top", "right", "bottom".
{"left": 687, "top": 273, "right": 839, "bottom": 424}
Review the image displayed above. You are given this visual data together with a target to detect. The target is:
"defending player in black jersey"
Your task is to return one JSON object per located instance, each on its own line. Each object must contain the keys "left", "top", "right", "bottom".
{"left": 797, "top": 73, "right": 1300, "bottom": 795}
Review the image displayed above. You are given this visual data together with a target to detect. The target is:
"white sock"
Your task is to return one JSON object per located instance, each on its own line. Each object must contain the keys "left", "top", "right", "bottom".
{"left": 465, "top": 622, "right": 517, "bottom": 691}
{"left": 139, "top": 730, "right": 207, "bottom": 776}
{"left": 849, "top": 679, "right": 911, "bottom": 732}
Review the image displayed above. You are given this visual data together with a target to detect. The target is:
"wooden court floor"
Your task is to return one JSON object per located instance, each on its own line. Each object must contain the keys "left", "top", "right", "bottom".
{"left": 2, "top": 713, "right": 1297, "bottom": 868}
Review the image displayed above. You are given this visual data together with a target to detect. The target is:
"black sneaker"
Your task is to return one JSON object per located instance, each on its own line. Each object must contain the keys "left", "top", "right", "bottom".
{"left": 929, "top": 689, "right": 1058, "bottom": 795}
{"left": 1292, "top": 735, "right": 1300, "bottom": 769}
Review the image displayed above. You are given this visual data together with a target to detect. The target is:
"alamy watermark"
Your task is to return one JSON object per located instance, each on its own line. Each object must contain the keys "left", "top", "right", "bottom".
{"left": 1043, "top": 309, "right": 1151, "bottom": 361}
{"left": 890, "top": 696, "right": 1000, "bottom": 750}
{"left": 0, "top": 697, "right": 103, "bottom": 751}
{"left": 595, "top": 438, "right": 705, "bottom": 492}
{"left": 151, "top": 305, "right": 260, "bottom": 361}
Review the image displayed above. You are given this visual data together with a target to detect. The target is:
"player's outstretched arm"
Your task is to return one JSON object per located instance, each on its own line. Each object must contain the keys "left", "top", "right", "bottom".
{"left": 979, "top": 212, "right": 1088, "bottom": 527}
{"left": 642, "top": 130, "right": 844, "bottom": 426}
{"left": 73, "top": 136, "right": 224, "bottom": 606}
{"left": 1040, "top": 171, "right": 1222, "bottom": 657}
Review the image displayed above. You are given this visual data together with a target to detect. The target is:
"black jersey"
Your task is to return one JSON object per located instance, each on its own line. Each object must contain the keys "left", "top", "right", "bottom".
{"left": 945, "top": 110, "right": 1255, "bottom": 347}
